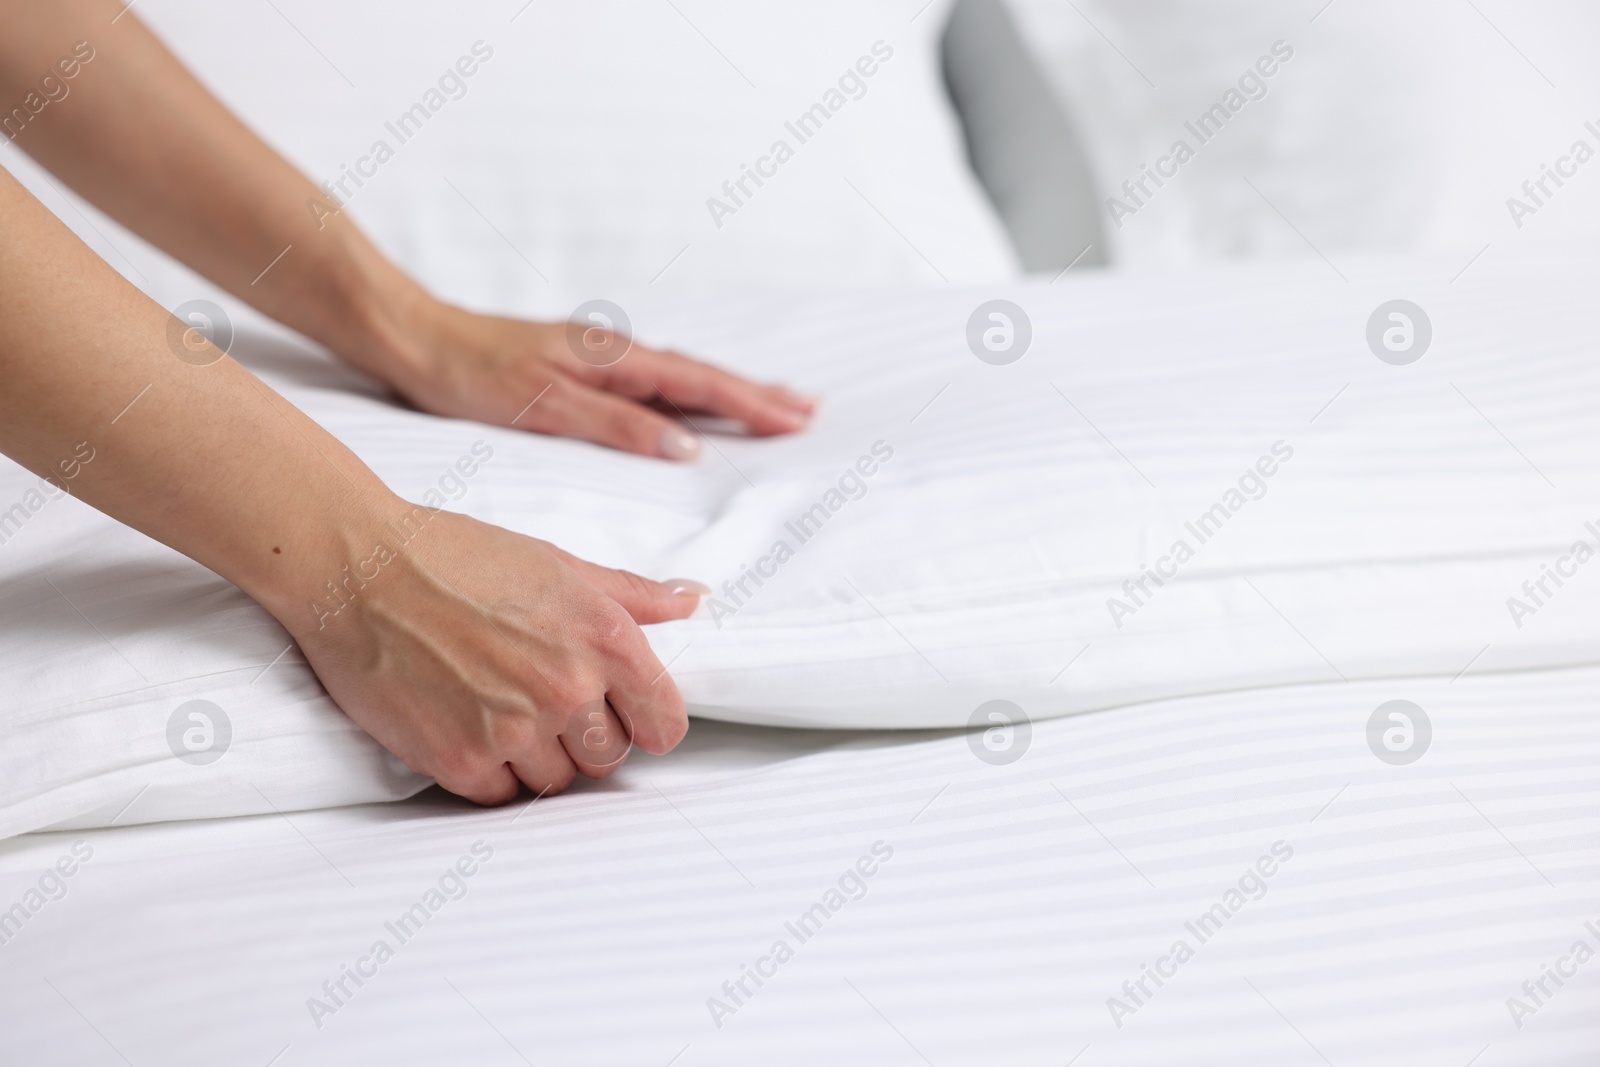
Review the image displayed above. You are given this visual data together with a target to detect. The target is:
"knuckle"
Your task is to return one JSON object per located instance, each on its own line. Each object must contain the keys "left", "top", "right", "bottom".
{"left": 472, "top": 776, "right": 520, "bottom": 807}
{"left": 528, "top": 760, "right": 578, "bottom": 797}
{"left": 578, "top": 753, "right": 626, "bottom": 780}
{"left": 634, "top": 700, "right": 689, "bottom": 756}
{"left": 535, "top": 378, "right": 579, "bottom": 424}
{"left": 437, "top": 761, "right": 516, "bottom": 806}
{"left": 616, "top": 408, "right": 665, "bottom": 451}
{"left": 544, "top": 673, "right": 598, "bottom": 716}
{"left": 429, "top": 744, "right": 486, "bottom": 785}
{"left": 584, "top": 603, "right": 636, "bottom": 656}
{"left": 663, "top": 705, "right": 690, "bottom": 747}
{"left": 489, "top": 711, "right": 541, "bottom": 755}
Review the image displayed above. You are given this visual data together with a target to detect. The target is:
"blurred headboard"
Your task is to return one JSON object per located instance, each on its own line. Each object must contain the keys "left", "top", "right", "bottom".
{"left": 941, "top": 0, "right": 1106, "bottom": 272}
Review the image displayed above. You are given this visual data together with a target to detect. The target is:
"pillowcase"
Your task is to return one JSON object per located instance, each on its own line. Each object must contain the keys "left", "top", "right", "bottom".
{"left": 3, "top": 0, "right": 1019, "bottom": 315}
{"left": 3, "top": 249, "right": 1599, "bottom": 838}
{"left": 1005, "top": 0, "right": 1600, "bottom": 269}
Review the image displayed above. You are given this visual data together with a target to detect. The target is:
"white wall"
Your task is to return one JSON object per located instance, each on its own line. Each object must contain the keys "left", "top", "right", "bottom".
{"left": 1009, "top": 0, "right": 1600, "bottom": 270}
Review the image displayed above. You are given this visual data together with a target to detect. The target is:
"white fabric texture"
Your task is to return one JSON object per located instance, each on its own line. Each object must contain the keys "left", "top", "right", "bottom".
{"left": 1005, "top": 0, "right": 1600, "bottom": 269}
{"left": 2, "top": 251, "right": 1598, "bottom": 838}
{"left": 1, "top": 667, "right": 1595, "bottom": 1063}
{"left": 0, "top": 0, "right": 1020, "bottom": 315}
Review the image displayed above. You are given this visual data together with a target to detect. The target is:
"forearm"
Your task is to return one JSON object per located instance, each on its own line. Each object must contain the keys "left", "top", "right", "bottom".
{"left": 0, "top": 0, "right": 815, "bottom": 467}
{"left": 0, "top": 161, "right": 403, "bottom": 627}
{"left": 0, "top": 0, "right": 428, "bottom": 387}
{"left": 2, "top": 164, "right": 699, "bottom": 801}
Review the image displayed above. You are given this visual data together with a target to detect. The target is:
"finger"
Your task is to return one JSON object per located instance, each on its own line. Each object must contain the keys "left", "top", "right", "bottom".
{"left": 536, "top": 543, "right": 697, "bottom": 773}
{"left": 601, "top": 625, "right": 690, "bottom": 756}
{"left": 559, "top": 698, "right": 632, "bottom": 777}
{"left": 598, "top": 347, "right": 815, "bottom": 436}
{"left": 524, "top": 378, "right": 703, "bottom": 461}
{"left": 431, "top": 760, "right": 522, "bottom": 808}
{"left": 547, "top": 547, "right": 707, "bottom": 624}
{"left": 509, "top": 742, "right": 579, "bottom": 798}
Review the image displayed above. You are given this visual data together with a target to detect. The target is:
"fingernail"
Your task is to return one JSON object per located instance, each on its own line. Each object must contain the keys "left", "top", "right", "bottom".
{"left": 659, "top": 427, "right": 701, "bottom": 461}
{"left": 666, "top": 578, "right": 711, "bottom": 597}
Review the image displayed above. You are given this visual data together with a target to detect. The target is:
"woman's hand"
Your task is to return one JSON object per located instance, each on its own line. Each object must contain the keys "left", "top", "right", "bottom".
{"left": 371, "top": 298, "right": 817, "bottom": 462}
{"left": 2, "top": 164, "right": 695, "bottom": 803}
{"left": 2, "top": 2, "right": 755, "bottom": 805}
{"left": 2, "top": 3, "right": 815, "bottom": 463}
{"left": 276, "top": 508, "right": 704, "bottom": 802}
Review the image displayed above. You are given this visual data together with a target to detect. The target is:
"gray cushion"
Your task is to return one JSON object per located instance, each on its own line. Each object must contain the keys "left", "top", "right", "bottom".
{"left": 941, "top": 0, "right": 1107, "bottom": 271}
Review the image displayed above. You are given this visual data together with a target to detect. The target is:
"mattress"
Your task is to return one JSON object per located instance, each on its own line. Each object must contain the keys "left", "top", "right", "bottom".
{"left": 1, "top": 665, "right": 1595, "bottom": 1064}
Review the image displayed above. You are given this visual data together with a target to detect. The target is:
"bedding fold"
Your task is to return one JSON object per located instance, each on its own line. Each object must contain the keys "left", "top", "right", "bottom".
{"left": 3, "top": 251, "right": 1598, "bottom": 835}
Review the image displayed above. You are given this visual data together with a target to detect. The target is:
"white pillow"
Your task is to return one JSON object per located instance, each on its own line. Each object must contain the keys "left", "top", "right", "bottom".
{"left": 3, "top": 0, "right": 1019, "bottom": 314}
{"left": 4, "top": 250, "right": 1600, "bottom": 838}
{"left": 1005, "top": 0, "right": 1600, "bottom": 269}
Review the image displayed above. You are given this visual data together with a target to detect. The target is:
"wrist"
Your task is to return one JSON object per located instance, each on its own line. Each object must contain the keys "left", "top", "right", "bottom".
{"left": 291, "top": 220, "right": 443, "bottom": 395}
{"left": 337, "top": 271, "right": 445, "bottom": 398}
{"left": 241, "top": 485, "right": 428, "bottom": 637}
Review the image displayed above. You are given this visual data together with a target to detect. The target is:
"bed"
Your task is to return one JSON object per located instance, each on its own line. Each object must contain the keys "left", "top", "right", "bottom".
{"left": 3, "top": 252, "right": 1599, "bottom": 1063}
{"left": 2, "top": 666, "right": 1597, "bottom": 1064}
{"left": 2, "top": 2, "right": 1598, "bottom": 1062}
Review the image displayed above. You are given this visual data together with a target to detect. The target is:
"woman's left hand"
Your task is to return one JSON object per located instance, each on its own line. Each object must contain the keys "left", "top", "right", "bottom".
{"left": 373, "top": 298, "right": 817, "bottom": 462}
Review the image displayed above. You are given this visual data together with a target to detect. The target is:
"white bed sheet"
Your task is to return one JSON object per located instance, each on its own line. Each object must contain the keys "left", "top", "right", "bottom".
{"left": 114, "top": 250, "right": 1600, "bottom": 725}
{"left": 0, "top": 666, "right": 1595, "bottom": 1065}
{"left": 6, "top": 250, "right": 1600, "bottom": 838}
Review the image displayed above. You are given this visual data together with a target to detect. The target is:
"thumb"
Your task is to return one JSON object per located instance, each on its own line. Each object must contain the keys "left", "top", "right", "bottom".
{"left": 554, "top": 551, "right": 708, "bottom": 624}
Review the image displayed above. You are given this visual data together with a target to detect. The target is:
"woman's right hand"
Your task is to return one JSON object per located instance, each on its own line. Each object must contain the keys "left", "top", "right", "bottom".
{"left": 271, "top": 507, "right": 703, "bottom": 804}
